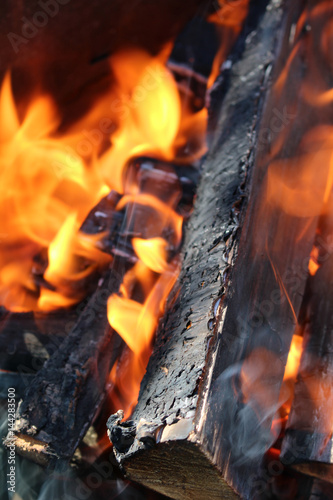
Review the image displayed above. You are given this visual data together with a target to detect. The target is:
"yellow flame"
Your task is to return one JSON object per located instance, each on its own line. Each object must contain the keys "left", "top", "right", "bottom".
{"left": 132, "top": 237, "right": 168, "bottom": 273}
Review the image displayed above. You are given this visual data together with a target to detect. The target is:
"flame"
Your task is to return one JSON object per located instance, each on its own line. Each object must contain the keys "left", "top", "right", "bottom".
{"left": 132, "top": 237, "right": 168, "bottom": 273}
{"left": 269, "top": 335, "right": 303, "bottom": 440}
{"left": 38, "top": 212, "right": 111, "bottom": 311}
{"left": 283, "top": 334, "right": 303, "bottom": 383}
{"left": 207, "top": 0, "right": 249, "bottom": 88}
{"left": 265, "top": 126, "right": 333, "bottom": 219}
{"left": 107, "top": 260, "right": 179, "bottom": 414}
{"left": 117, "top": 193, "right": 183, "bottom": 248}
{"left": 308, "top": 245, "right": 320, "bottom": 276}
{"left": 99, "top": 50, "right": 182, "bottom": 193}
{"left": 0, "top": 41, "right": 204, "bottom": 414}
{"left": 0, "top": 74, "right": 107, "bottom": 312}
{"left": 0, "top": 48, "right": 186, "bottom": 314}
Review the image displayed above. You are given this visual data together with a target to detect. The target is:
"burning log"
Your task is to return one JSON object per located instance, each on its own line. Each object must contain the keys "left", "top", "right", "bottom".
{"left": 106, "top": 1, "right": 294, "bottom": 499}
{"left": 6, "top": 266, "right": 125, "bottom": 468}
{"left": 4, "top": 154, "right": 191, "bottom": 467}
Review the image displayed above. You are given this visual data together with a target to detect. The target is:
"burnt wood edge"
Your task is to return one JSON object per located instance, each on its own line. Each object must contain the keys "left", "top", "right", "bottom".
{"left": 108, "top": 1, "right": 285, "bottom": 498}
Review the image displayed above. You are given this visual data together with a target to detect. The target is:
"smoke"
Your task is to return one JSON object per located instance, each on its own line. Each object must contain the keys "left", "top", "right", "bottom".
{"left": 211, "top": 352, "right": 287, "bottom": 466}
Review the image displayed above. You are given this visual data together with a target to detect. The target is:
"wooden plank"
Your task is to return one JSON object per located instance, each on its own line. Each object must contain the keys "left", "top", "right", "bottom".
{"left": 107, "top": 2, "right": 288, "bottom": 499}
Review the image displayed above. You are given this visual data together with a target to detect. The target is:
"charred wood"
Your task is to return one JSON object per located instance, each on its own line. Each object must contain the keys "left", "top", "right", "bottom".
{"left": 107, "top": 2, "right": 287, "bottom": 499}
{"left": 6, "top": 266, "right": 126, "bottom": 468}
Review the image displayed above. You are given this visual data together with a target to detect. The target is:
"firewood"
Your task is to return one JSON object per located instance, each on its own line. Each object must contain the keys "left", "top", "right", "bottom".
{"left": 0, "top": 305, "right": 87, "bottom": 400}
{"left": 106, "top": 2, "right": 292, "bottom": 499}
{"left": 6, "top": 266, "right": 125, "bottom": 468}
{"left": 80, "top": 190, "right": 135, "bottom": 262}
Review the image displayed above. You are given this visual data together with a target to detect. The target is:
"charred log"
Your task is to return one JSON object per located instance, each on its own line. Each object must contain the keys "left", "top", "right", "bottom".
{"left": 107, "top": 2, "right": 288, "bottom": 499}
{"left": 5, "top": 266, "right": 125, "bottom": 468}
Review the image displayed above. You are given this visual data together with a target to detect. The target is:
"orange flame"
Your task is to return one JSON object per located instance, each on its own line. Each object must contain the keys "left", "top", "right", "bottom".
{"left": 0, "top": 73, "right": 107, "bottom": 312}
{"left": 107, "top": 260, "right": 179, "bottom": 414}
{"left": 99, "top": 50, "right": 182, "bottom": 193}
{"left": 207, "top": 0, "right": 249, "bottom": 88}
{"left": 132, "top": 237, "right": 168, "bottom": 274}
{"left": 283, "top": 334, "right": 303, "bottom": 383}
{"left": 0, "top": 41, "right": 204, "bottom": 414}
{"left": 270, "top": 334, "right": 303, "bottom": 439}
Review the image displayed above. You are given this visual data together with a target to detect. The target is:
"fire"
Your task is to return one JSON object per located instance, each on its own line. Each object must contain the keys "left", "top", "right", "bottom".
{"left": 39, "top": 212, "right": 111, "bottom": 311}
{"left": 283, "top": 334, "right": 303, "bottom": 383}
{"left": 308, "top": 245, "right": 320, "bottom": 276}
{"left": 0, "top": 2, "right": 251, "bottom": 423}
{"left": 98, "top": 50, "right": 182, "bottom": 194}
{"left": 132, "top": 238, "right": 168, "bottom": 274}
{"left": 0, "top": 73, "right": 106, "bottom": 312}
{"left": 0, "top": 41, "right": 206, "bottom": 414}
{"left": 107, "top": 260, "right": 179, "bottom": 415}
{"left": 207, "top": 0, "right": 249, "bottom": 88}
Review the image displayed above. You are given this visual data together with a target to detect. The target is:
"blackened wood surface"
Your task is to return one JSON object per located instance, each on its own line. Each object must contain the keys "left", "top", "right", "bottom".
{"left": 126, "top": 0, "right": 276, "bottom": 433}
{"left": 110, "top": 1, "right": 286, "bottom": 499}
{"left": 9, "top": 266, "right": 124, "bottom": 468}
